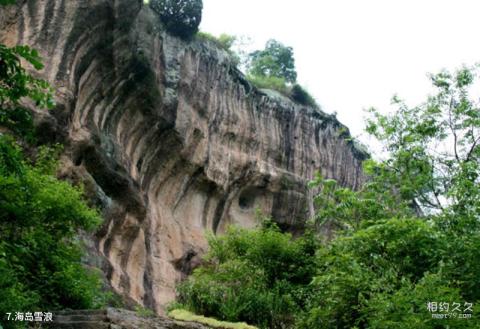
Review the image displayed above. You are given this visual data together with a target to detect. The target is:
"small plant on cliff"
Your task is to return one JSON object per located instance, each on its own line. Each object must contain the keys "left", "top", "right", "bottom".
{"left": 289, "top": 84, "right": 317, "bottom": 108}
{"left": 196, "top": 32, "right": 240, "bottom": 65}
{"left": 135, "top": 305, "right": 155, "bottom": 317}
{"left": 196, "top": 32, "right": 236, "bottom": 52}
{"left": 150, "top": 0, "right": 203, "bottom": 40}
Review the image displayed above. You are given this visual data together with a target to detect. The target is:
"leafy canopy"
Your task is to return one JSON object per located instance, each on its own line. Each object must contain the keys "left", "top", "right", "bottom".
{"left": 248, "top": 39, "right": 297, "bottom": 84}
{"left": 150, "top": 0, "right": 203, "bottom": 39}
{"left": 0, "top": 136, "right": 106, "bottom": 328}
{"left": 0, "top": 45, "right": 54, "bottom": 139}
{"left": 177, "top": 220, "right": 318, "bottom": 329}
{"left": 365, "top": 66, "right": 480, "bottom": 225}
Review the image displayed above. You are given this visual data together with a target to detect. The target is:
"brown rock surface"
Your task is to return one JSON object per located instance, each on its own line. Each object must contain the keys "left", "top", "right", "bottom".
{"left": 0, "top": 0, "right": 368, "bottom": 313}
{"left": 42, "top": 308, "right": 210, "bottom": 329}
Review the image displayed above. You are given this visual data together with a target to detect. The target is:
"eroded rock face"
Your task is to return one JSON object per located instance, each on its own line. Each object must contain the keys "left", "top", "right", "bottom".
{"left": 0, "top": 0, "right": 367, "bottom": 313}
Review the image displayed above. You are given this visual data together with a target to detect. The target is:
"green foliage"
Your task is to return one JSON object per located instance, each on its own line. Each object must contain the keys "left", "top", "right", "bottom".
{"left": 246, "top": 76, "right": 318, "bottom": 108}
{"left": 135, "top": 305, "right": 155, "bottom": 317}
{"left": 0, "top": 0, "right": 15, "bottom": 6}
{"left": 298, "top": 216, "right": 480, "bottom": 328}
{"left": 0, "top": 18, "right": 108, "bottom": 329}
{"left": 177, "top": 222, "right": 319, "bottom": 328}
{"left": 299, "top": 65, "right": 480, "bottom": 328}
{"left": 244, "top": 42, "right": 317, "bottom": 107}
{"left": 365, "top": 273, "right": 479, "bottom": 329}
{"left": 0, "top": 44, "right": 54, "bottom": 141}
{"left": 196, "top": 32, "right": 236, "bottom": 52}
{"left": 0, "top": 136, "right": 105, "bottom": 328}
{"left": 248, "top": 39, "right": 297, "bottom": 84}
{"left": 0, "top": 12, "right": 105, "bottom": 328}
{"left": 196, "top": 32, "right": 240, "bottom": 65}
{"left": 0, "top": 45, "right": 54, "bottom": 108}
{"left": 150, "top": 0, "right": 203, "bottom": 39}
{"left": 169, "top": 309, "right": 258, "bottom": 329}
{"left": 246, "top": 74, "right": 289, "bottom": 95}
{"left": 289, "top": 84, "right": 317, "bottom": 108}
{"left": 309, "top": 173, "right": 412, "bottom": 233}
{"left": 365, "top": 66, "right": 480, "bottom": 218}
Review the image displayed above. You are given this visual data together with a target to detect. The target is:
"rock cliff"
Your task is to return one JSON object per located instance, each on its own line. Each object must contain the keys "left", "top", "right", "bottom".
{"left": 0, "top": 0, "right": 367, "bottom": 314}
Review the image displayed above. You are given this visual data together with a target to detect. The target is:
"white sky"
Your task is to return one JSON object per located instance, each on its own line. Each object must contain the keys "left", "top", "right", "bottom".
{"left": 200, "top": 0, "right": 480, "bottom": 150}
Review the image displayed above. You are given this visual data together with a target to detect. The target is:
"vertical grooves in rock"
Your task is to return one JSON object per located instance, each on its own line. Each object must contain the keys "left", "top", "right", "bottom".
{"left": 0, "top": 0, "right": 369, "bottom": 313}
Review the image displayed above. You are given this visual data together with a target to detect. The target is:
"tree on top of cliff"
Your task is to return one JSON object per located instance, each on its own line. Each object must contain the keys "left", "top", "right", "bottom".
{"left": 150, "top": 0, "right": 203, "bottom": 40}
{"left": 248, "top": 39, "right": 297, "bottom": 84}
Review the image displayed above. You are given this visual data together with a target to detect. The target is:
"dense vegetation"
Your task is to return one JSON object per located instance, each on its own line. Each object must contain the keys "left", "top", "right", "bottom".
{"left": 0, "top": 138, "right": 105, "bottom": 319}
{"left": 248, "top": 39, "right": 297, "bottom": 84}
{"left": 0, "top": 12, "right": 106, "bottom": 327}
{"left": 176, "top": 66, "right": 480, "bottom": 328}
{"left": 150, "top": 0, "right": 203, "bottom": 39}
{"left": 177, "top": 220, "right": 318, "bottom": 328}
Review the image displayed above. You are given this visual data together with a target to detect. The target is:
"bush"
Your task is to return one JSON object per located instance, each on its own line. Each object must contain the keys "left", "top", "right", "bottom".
{"left": 246, "top": 76, "right": 318, "bottom": 108}
{"left": 0, "top": 136, "right": 105, "bottom": 328}
{"left": 177, "top": 223, "right": 319, "bottom": 328}
{"left": 290, "top": 84, "right": 318, "bottom": 108}
{"left": 246, "top": 75, "right": 289, "bottom": 95}
{"left": 196, "top": 32, "right": 240, "bottom": 65}
{"left": 365, "top": 273, "right": 479, "bottom": 329}
{"left": 150, "top": 0, "right": 203, "bottom": 39}
{"left": 196, "top": 32, "right": 236, "bottom": 52}
{"left": 298, "top": 218, "right": 478, "bottom": 329}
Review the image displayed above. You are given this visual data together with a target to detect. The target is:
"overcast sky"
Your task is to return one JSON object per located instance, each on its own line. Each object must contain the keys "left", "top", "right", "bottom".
{"left": 200, "top": 0, "right": 480, "bottom": 150}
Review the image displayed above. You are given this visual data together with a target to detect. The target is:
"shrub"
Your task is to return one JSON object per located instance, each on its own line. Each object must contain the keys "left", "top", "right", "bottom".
{"left": 196, "top": 32, "right": 240, "bottom": 65}
{"left": 298, "top": 218, "right": 464, "bottom": 329}
{"left": 196, "top": 32, "right": 236, "bottom": 52}
{"left": 365, "top": 273, "right": 479, "bottom": 329}
{"left": 177, "top": 223, "right": 319, "bottom": 328}
{"left": 0, "top": 136, "right": 105, "bottom": 328}
{"left": 246, "top": 75, "right": 289, "bottom": 95}
{"left": 246, "top": 76, "right": 318, "bottom": 108}
{"left": 150, "top": 0, "right": 203, "bottom": 39}
{"left": 290, "top": 84, "right": 318, "bottom": 108}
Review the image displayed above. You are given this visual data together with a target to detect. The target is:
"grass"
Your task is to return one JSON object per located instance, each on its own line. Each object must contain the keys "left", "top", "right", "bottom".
{"left": 196, "top": 32, "right": 236, "bottom": 52}
{"left": 169, "top": 309, "right": 258, "bottom": 329}
{"left": 135, "top": 305, "right": 155, "bottom": 317}
{"left": 246, "top": 75, "right": 289, "bottom": 95}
